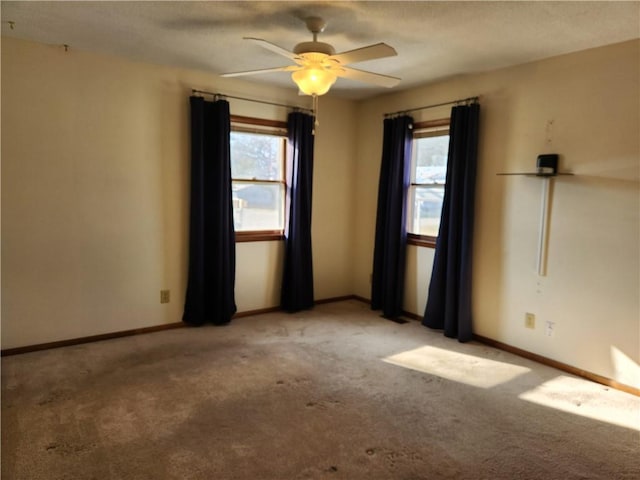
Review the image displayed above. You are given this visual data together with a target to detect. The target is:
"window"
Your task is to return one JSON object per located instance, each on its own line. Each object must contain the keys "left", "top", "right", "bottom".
{"left": 407, "top": 119, "right": 450, "bottom": 247}
{"left": 230, "top": 116, "right": 287, "bottom": 242}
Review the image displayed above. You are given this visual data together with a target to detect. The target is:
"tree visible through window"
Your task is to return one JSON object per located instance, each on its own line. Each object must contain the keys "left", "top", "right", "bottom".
{"left": 230, "top": 118, "right": 286, "bottom": 239}
{"left": 407, "top": 120, "right": 450, "bottom": 244}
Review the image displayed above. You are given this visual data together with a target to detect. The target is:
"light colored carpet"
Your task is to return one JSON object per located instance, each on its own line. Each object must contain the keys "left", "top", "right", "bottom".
{"left": 2, "top": 300, "right": 639, "bottom": 479}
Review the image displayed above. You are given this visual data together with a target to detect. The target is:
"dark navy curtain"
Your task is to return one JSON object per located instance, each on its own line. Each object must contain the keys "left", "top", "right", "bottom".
{"left": 371, "top": 115, "right": 414, "bottom": 319}
{"left": 422, "top": 102, "right": 480, "bottom": 341}
{"left": 280, "top": 112, "right": 315, "bottom": 312}
{"left": 183, "top": 96, "right": 237, "bottom": 325}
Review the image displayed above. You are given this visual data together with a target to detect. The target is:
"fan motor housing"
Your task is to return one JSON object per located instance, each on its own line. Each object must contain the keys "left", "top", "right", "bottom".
{"left": 293, "top": 41, "right": 336, "bottom": 56}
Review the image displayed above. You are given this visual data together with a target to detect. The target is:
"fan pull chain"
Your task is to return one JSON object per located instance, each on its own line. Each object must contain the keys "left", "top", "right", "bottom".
{"left": 312, "top": 94, "right": 319, "bottom": 135}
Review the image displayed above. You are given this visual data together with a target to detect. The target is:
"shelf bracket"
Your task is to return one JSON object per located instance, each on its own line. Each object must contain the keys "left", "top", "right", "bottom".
{"left": 537, "top": 176, "right": 552, "bottom": 276}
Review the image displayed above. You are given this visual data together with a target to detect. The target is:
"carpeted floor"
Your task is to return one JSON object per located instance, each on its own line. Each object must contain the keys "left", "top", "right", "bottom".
{"left": 2, "top": 300, "right": 639, "bottom": 479}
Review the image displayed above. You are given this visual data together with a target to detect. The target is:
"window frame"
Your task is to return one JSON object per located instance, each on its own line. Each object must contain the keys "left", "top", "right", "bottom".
{"left": 407, "top": 118, "right": 450, "bottom": 249}
{"left": 230, "top": 115, "right": 287, "bottom": 243}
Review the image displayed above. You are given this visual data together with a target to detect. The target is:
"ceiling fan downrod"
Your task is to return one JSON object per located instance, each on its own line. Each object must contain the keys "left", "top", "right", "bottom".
{"left": 305, "top": 16, "right": 327, "bottom": 41}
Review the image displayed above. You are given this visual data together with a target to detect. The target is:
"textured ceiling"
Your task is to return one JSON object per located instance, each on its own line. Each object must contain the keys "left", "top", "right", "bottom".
{"left": 2, "top": 1, "right": 639, "bottom": 100}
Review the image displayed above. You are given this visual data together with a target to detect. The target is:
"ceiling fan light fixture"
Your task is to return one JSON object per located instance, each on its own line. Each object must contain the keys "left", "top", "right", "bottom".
{"left": 292, "top": 66, "right": 336, "bottom": 96}
{"left": 222, "top": 17, "right": 401, "bottom": 95}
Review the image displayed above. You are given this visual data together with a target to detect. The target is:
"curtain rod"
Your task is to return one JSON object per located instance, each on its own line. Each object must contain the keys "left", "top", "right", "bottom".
{"left": 191, "top": 89, "right": 314, "bottom": 115}
{"left": 384, "top": 96, "right": 479, "bottom": 118}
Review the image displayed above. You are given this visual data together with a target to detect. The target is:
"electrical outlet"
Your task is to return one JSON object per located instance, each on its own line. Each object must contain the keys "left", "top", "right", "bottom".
{"left": 525, "top": 313, "right": 535, "bottom": 329}
{"left": 160, "top": 289, "right": 170, "bottom": 304}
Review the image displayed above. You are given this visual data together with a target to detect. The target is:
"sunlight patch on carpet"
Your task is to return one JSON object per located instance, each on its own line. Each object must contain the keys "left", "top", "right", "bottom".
{"left": 383, "top": 345, "right": 530, "bottom": 388}
{"left": 519, "top": 375, "right": 640, "bottom": 431}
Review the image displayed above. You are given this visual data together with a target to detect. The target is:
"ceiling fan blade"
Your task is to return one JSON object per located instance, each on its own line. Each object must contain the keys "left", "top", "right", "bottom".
{"left": 336, "top": 67, "right": 401, "bottom": 88}
{"left": 330, "top": 43, "right": 397, "bottom": 65}
{"left": 221, "top": 65, "right": 300, "bottom": 78}
{"left": 244, "top": 37, "right": 297, "bottom": 60}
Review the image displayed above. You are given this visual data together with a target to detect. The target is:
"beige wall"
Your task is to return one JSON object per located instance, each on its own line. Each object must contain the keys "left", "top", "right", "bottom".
{"left": 1, "top": 37, "right": 356, "bottom": 348}
{"left": 354, "top": 39, "right": 639, "bottom": 388}
{"left": 311, "top": 95, "right": 358, "bottom": 300}
{"left": 3, "top": 36, "right": 638, "bottom": 389}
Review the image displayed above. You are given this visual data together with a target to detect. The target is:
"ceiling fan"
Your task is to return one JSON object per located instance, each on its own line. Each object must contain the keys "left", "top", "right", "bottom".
{"left": 221, "top": 16, "right": 401, "bottom": 96}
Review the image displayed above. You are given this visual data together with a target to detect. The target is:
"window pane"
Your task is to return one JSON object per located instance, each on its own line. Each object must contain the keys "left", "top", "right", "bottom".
{"left": 230, "top": 132, "right": 284, "bottom": 180}
{"left": 413, "top": 135, "right": 449, "bottom": 184}
{"left": 408, "top": 131, "right": 449, "bottom": 237}
{"left": 232, "top": 182, "right": 284, "bottom": 231}
{"left": 409, "top": 185, "right": 445, "bottom": 237}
